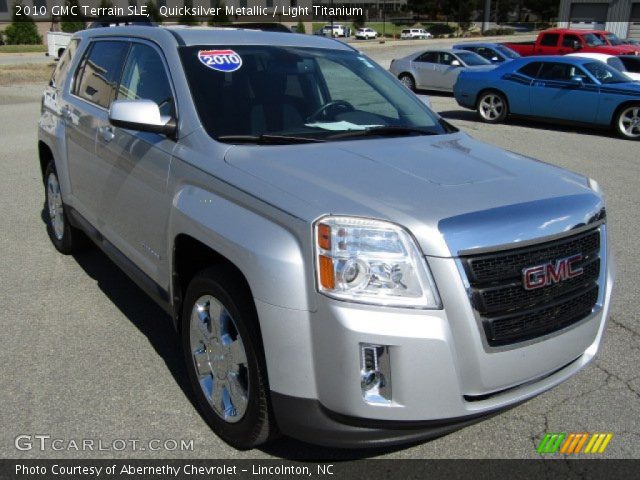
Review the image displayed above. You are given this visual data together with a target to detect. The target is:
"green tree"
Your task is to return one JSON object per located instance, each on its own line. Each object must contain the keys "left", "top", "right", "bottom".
{"left": 98, "top": 0, "right": 114, "bottom": 9}
{"left": 207, "top": 0, "right": 229, "bottom": 25}
{"left": 4, "top": 2, "right": 42, "bottom": 45}
{"left": 295, "top": 20, "right": 306, "bottom": 34}
{"left": 522, "top": 0, "right": 560, "bottom": 22}
{"left": 60, "top": 0, "right": 86, "bottom": 33}
{"left": 179, "top": 0, "right": 198, "bottom": 25}
{"left": 145, "top": 0, "right": 163, "bottom": 24}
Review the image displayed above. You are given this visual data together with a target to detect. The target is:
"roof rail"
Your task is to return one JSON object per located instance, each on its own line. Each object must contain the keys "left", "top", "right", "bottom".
{"left": 228, "top": 23, "right": 292, "bottom": 33}
{"left": 87, "top": 16, "right": 155, "bottom": 29}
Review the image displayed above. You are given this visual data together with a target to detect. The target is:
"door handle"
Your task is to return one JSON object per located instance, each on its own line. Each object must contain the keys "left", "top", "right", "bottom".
{"left": 99, "top": 125, "right": 115, "bottom": 142}
{"left": 533, "top": 81, "right": 545, "bottom": 87}
{"left": 61, "top": 106, "right": 71, "bottom": 120}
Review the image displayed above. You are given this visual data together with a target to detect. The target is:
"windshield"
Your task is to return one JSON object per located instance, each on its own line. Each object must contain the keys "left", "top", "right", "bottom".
{"left": 604, "top": 33, "right": 624, "bottom": 46}
{"left": 583, "top": 33, "right": 605, "bottom": 47}
{"left": 496, "top": 45, "right": 520, "bottom": 58}
{"left": 606, "top": 57, "right": 627, "bottom": 72}
{"left": 179, "top": 45, "right": 447, "bottom": 142}
{"left": 455, "top": 51, "right": 491, "bottom": 66}
{"left": 583, "top": 61, "right": 631, "bottom": 83}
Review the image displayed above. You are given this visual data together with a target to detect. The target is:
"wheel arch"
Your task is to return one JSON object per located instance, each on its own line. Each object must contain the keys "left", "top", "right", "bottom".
{"left": 475, "top": 88, "right": 510, "bottom": 111}
{"left": 610, "top": 100, "right": 640, "bottom": 126}
{"left": 38, "top": 140, "right": 55, "bottom": 181}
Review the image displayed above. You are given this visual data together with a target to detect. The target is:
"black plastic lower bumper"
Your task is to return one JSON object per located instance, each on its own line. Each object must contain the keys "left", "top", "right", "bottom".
{"left": 271, "top": 392, "right": 520, "bottom": 449}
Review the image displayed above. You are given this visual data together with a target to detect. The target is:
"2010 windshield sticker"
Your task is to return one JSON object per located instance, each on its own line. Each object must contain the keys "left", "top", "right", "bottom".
{"left": 197, "top": 50, "right": 243, "bottom": 72}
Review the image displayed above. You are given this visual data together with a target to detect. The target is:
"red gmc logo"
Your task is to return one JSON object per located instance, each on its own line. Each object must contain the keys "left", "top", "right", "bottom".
{"left": 522, "top": 254, "right": 584, "bottom": 291}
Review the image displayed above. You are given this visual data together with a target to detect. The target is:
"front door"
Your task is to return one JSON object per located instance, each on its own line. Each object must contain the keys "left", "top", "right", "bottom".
{"left": 94, "top": 42, "right": 176, "bottom": 285}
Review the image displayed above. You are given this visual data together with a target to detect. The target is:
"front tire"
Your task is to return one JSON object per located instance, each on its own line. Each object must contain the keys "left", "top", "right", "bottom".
{"left": 477, "top": 91, "right": 508, "bottom": 123}
{"left": 399, "top": 73, "right": 416, "bottom": 92}
{"left": 44, "top": 162, "right": 85, "bottom": 254}
{"left": 615, "top": 104, "right": 640, "bottom": 140}
{"left": 181, "top": 267, "right": 277, "bottom": 449}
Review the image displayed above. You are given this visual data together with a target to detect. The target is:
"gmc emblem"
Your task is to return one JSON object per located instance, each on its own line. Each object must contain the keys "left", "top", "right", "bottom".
{"left": 522, "top": 254, "right": 584, "bottom": 291}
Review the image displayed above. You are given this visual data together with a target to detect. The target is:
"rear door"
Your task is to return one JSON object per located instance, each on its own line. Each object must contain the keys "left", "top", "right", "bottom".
{"left": 94, "top": 41, "right": 177, "bottom": 285}
{"left": 530, "top": 61, "right": 600, "bottom": 122}
{"left": 64, "top": 39, "right": 130, "bottom": 224}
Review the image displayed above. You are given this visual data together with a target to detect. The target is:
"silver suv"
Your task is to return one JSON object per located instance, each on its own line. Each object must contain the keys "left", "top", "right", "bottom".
{"left": 38, "top": 26, "right": 614, "bottom": 449}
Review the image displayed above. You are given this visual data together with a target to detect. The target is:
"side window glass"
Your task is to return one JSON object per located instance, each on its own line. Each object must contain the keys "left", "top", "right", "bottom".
{"left": 562, "top": 34, "right": 579, "bottom": 47}
{"left": 517, "top": 61, "right": 542, "bottom": 78}
{"left": 538, "top": 62, "right": 589, "bottom": 82}
{"left": 439, "top": 53, "right": 455, "bottom": 65}
{"left": 117, "top": 43, "right": 175, "bottom": 117}
{"left": 51, "top": 38, "right": 79, "bottom": 89}
{"left": 539, "top": 34, "right": 559, "bottom": 46}
{"left": 417, "top": 52, "right": 437, "bottom": 63}
{"left": 75, "top": 41, "right": 129, "bottom": 108}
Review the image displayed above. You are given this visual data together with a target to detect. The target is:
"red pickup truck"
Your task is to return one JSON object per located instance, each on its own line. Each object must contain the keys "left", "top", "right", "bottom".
{"left": 503, "top": 28, "right": 639, "bottom": 56}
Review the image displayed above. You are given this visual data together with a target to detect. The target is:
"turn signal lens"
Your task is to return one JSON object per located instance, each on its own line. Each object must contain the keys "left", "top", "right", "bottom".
{"left": 314, "top": 217, "right": 441, "bottom": 309}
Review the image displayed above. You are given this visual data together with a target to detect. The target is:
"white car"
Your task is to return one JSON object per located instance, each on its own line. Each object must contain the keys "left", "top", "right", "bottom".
{"left": 355, "top": 27, "right": 378, "bottom": 40}
{"left": 567, "top": 52, "right": 640, "bottom": 81}
{"left": 322, "top": 24, "right": 347, "bottom": 37}
{"left": 400, "top": 29, "right": 432, "bottom": 40}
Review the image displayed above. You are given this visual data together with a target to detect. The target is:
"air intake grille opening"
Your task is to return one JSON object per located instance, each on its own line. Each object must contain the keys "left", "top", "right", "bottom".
{"left": 460, "top": 229, "right": 601, "bottom": 347}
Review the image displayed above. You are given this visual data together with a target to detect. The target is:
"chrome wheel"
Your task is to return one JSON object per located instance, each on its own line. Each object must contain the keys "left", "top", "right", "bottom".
{"left": 399, "top": 75, "right": 415, "bottom": 91}
{"left": 47, "top": 172, "right": 64, "bottom": 240}
{"left": 189, "top": 295, "right": 249, "bottom": 423}
{"left": 479, "top": 94, "right": 505, "bottom": 121}
{"left": 618, "top": 106, "right": 640, "bottom": 138}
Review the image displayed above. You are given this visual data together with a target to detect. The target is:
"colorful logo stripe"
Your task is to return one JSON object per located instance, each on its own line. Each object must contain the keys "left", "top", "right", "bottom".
{"left": 537, "top": 433, "right": 613, "bottom": 454}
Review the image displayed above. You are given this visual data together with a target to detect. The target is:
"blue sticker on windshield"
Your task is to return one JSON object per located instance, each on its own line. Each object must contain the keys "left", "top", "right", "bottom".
{"left": 198, "top": 49, "right": 243, "bottom": 72}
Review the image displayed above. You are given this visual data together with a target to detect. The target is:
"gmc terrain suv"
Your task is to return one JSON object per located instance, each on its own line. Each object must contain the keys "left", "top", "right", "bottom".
{"left": 38, "top": 26, "right": 614, "bottom": 449}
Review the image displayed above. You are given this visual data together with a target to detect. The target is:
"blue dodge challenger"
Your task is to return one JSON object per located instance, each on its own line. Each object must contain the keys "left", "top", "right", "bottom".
{"left": 453, "top": 55, "right": 640, "bottom": 139}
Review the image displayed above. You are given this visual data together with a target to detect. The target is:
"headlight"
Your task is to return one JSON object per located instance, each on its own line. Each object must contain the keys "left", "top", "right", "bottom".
{"left": 314, "top": 216, "right": 441, "bottom": 308}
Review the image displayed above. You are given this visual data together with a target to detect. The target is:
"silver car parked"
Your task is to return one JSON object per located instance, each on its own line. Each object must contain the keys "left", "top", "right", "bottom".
{"left": 390, "top": 48, "right": 495, "bottom": 92}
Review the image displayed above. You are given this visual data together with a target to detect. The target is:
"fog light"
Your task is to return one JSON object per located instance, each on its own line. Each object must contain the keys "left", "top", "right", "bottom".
{"left": 360, "top": 344, "right": 392, "bottom": 404}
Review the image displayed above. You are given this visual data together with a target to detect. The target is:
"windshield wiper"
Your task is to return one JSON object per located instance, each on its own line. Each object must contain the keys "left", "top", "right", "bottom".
{"left": 217, "top": 134, "right": 325, "bottom": 145}
{"left": 326, "top": 126, "right": 440, "bottom": 140}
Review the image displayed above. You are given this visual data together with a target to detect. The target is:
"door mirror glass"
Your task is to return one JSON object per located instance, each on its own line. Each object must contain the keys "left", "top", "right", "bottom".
{"left": 570, "top": 75, "right": 584, "bottom": 85}
{"left": 491, "top": 56, "right": 500, "bottom": 62}
{"left": 573, "top": 40, "right": 582, "bottom": 50}
{"left": 451, "top": 59, "right": 461, "bottom": 67}
{"left": 109, "top": 99, "right": 176, "bottom": 137}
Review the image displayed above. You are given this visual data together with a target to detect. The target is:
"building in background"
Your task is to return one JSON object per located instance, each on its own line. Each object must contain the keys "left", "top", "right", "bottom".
{"left": 558, "top": 0, "right": 640, "bottom": 39}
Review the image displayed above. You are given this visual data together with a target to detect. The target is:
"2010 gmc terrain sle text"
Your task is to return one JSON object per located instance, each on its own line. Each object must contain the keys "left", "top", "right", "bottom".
{"left": 38, "top": 25, "right": 615, "bottom": 450}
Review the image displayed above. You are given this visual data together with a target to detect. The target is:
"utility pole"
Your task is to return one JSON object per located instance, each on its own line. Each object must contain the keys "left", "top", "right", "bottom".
{"left": 482, "top": 0, "right": 491, "bottom": 33}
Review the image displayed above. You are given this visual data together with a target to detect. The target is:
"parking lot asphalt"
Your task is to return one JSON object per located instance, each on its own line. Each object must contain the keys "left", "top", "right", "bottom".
{"left": 0, "top": 52, "right": 638, "bottom": 459}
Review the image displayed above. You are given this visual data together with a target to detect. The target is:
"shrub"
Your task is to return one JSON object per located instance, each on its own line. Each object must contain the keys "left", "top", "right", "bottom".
{"left": 295, "top": 21, "right": 306, "bottom": 34}
{"left": 426, "top": 23, "right": 455, "bottom": 36}
{"left": 483, "top": 27, "right": 516, "bottom": 36}
{"left": 5, "top": 3, "right": 42, "bottom": 45}
{"left": 60, "top": 0, "right": 86, "bottom": 33}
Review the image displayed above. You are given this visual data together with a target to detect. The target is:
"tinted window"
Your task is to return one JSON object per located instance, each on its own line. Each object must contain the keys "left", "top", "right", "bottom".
{"left": 606, "top": 57, "right": 627, "bottom": 73}
{"left": 117, "top": 44, "right": 175, "bottom": 117}
{"left": 496, "top": 45, "right": 520, "bottom": 59}
{"left": 538, "top": 62, "right": 591, "bottom": 82}
{"left": 517, "top": 61, "right": 542, "bottom": 77}
{"left": 416, "top": 52, "right": 438, "bottom": 63}
{"left": 619, "top": 56, "right": 640, "bottom": 73}
{"left": 75, "top": 41, "right": 129, "bottom": 108}
{"left": 583, "top": 33, "right": 604, "bottom": 46}
{"left": 562, "top": 34, "right": 580, "bottom": 47}
{"left": 439, "top": 52, "right": 458, "bottom": 65}
{"left": 52, "top": 38, "right": 80, "bottom": 89}
{"left": 179, "top": 45, "right": 445, "bottom": 140}
{"left": 539, "top": 33, "right": 559, "bottom": 46}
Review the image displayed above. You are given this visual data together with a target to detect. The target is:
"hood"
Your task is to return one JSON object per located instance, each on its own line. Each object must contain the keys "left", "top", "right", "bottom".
{"left": 224, "top": 132, "right": 604, "bottom": 257}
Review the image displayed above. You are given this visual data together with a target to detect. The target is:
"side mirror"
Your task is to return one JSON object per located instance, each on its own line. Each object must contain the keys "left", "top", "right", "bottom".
{"left": 109, "top": 99, "right": 176, "bottom": 138}
{"left": 570, "top": 75, "right": 584, "bottom": 85}
{"left": 491, "top": 56, "right": 500, "bottom": 62}
{"left": 573, "top": 40, "right": 582, "bottom": 50}
{"left": 451, "top": 59, "right": 461, "bottom": 67}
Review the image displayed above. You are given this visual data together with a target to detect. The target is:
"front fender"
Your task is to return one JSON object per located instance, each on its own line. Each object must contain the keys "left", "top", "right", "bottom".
{"left": 169, "top": 185, "right": 313, "bottom": 312}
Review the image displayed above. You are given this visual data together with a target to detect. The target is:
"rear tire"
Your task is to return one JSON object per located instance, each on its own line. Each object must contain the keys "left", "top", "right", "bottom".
{"left": 44, "top": 162, "right": 86, "bottom": 254}
{"left": 477, "top": 91, "right": 508, "bottom": 124}
{"left": 399, "top": 73, "right": 416, "bottom": 92}
{"left": 614, "top": 104, "right": 640, "bottom": 140}
{"left": 181, "top": 266, "right": 278, "bottom": 449}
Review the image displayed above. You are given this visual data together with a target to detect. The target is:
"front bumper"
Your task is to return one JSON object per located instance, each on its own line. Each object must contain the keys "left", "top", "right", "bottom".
{"left": 257, "top": 250, "right": 614, "bottom": 448}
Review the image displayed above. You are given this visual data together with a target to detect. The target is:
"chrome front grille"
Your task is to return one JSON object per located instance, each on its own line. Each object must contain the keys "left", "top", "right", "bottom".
{"left": 460, "top": 229, "right": 601, "bottom": 347}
